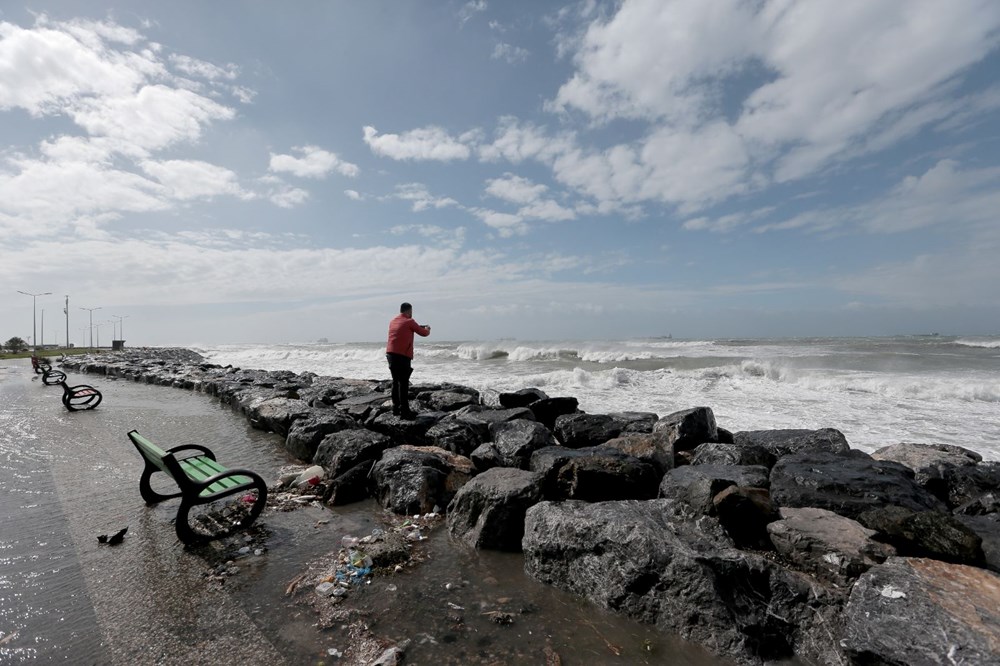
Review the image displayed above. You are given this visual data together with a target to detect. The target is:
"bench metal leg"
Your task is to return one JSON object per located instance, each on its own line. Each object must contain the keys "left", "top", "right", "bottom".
{"left": 174, "top": 476, "right": 268, "bottom": 545}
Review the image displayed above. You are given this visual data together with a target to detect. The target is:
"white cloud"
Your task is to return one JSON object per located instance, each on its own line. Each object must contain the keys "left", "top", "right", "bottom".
{"left": 479, "top": 117, "right": 575, "bottom": 164}
{"left": 363, "top": 125, "right": 472, "bottom": 161}
{"left": 269, "top": 187, "right": 310, "bottom": 208}
{"left": 141, "top": 159, "right": 247, "bottom": 200}
{"left": 392, "top": 183, "right": 459, "bottom": 212}
{"left": 458, "top": 1, "right": 488, "bottom": 25}
{"left": 344, "top": 189, "right": 364, "bottom": 201}
{"left": 269, "top": 145, "right": 359, "bottom": 179}
{"left": 168, "top": 54, "right": 238, "bottom": 81}
{"left": 469, "top": 208, "right": 527, "bottom": 237}
{"left": 484, "top": 173, "right": 548, "bottom": 204}
{"left": 492, "top": 42, "right": 529, "bottom": 64}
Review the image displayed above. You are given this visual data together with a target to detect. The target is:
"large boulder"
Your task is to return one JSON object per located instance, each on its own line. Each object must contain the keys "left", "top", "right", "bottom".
{"left": 498, "top": 388, "right": 548, "bottom": 408}
{"left": 734, "top": 428, "right": 850, "bottom": 459}
{"left": 940, "top": 461, "right": 1000, "bottom": 509}
{"left": 314, "top": 428, "right": 392, "bottom": 477}
{"left": 770, "top": 451, "right": 946, "bottom": 519}
{"left": 246, "top": 396, "right": 312, "bottom": 436}
{"left": 530, "top": 446, "right": 660, "bottom": 502}
{"left": 447, "top": 468, "right": 544, "bottom": 551}
{"left": 372, "top": 445, "right": 474, "bottom": 515}
{"left": 523, "top": 499, "right": 841, "bottom": 665}
{"left": 713, "top": 486, "right": 780, "bottom": 550}
{"left": 956, "top": 515, "right": 1000, "bottom": 573}
{"left": 606, "top": 411, "right": 658, "bottom": 434}
{"left": 284, "top": 409, "right": 358, "bottom": 461}
{"left": 767, "top": 507, "right": 896, "bottom": 587}
{"left": 553, "top": 413, "right": 625, "bottom": 448}
{"left": 528, "top": 397, "right": 579, "bottom": 429}
{"left": 871, "top": 442, "right": 982, "bottom": 503}
{"left": 652, "top": 407, "right": 718, "bottom": 452}
{"left": 449, "top": 406, "right": 535, "bottom": 428}
{"left": 366, "top": 411, "right": 443, "bottom": 446}
{"left": 424, "top": 420, "right": 488, "bottom": 457}
{"left": 658, "top": 464, "right": 770, "bottom": 517}
{"left": 324, "top": 461, "right": 375, "bottom": 506}
{"left": 842, "top": 557, "right": 1000, "bottom": 665}
{"left": 490, "top": 419, "right": 557, "bottom": 469}
{"left": 856, "top": 506, "right": 985, "bottom": 566}
{"left": 335, "top": 392, "right": 392, "bottom": 420}
{"left": 690, "top": 442, "right": 777, "bottom": 469}
{"left": 418, "top": 389, "right": 479, "bottom": 412}
{"left": 601, "top": 432, "right": 674, "bottom": 474}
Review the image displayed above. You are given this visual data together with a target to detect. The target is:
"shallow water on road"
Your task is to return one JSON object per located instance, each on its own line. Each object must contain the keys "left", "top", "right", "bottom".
{"left": 1, "top": 359, "right": 733, "bottom": 665}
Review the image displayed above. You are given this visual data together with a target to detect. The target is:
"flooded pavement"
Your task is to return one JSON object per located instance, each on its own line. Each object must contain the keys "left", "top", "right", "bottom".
{"left": 0, "top": 359, "right": 732, "bottom": 665}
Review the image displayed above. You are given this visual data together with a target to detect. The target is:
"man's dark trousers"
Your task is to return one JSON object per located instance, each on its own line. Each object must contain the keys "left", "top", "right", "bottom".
{"left": 386, "top": 353, "right": 413, "bottom": 414}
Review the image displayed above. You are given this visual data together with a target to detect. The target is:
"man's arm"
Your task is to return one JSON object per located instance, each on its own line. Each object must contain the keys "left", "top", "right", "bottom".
{"left": 410, "top": 319, "right": 431, "bottom": 336}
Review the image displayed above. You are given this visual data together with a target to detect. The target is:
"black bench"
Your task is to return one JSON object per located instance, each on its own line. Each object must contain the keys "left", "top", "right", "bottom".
{"left": 30, "top": 355, "right": 51, "bottom": 374}
{"left": 42, "top": 368, "right": 67, "bottom": 385}
{"left": 61, "top": 381, "right": 102, "bottom": 410}
{"left": 127, "top": 430, "right": 268, "bottom": 544}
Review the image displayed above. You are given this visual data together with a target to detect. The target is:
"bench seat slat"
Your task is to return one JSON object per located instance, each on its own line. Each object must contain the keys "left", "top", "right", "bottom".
{"left": 178, "top": 456, "right": 252, "bottom": 497}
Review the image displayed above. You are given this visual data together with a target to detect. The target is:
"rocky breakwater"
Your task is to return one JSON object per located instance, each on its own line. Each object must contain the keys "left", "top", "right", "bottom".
{"left": 64, "top": 349, "right": 1000, "bottom": 665}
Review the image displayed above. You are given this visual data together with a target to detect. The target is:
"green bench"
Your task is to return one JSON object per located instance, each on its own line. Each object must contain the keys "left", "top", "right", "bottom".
{"left": 127, "top": 430, "right": 268, "bottom": 544}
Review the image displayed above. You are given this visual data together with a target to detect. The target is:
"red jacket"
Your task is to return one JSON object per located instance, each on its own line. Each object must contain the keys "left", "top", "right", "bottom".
{"left": 386, "top": 314, "right": 430, "bottom": 358}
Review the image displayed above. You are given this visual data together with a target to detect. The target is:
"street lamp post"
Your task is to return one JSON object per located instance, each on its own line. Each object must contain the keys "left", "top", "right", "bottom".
{"left": 112, "top": 314, "right": 128, "bottom": 347}
{"left": 17, "top": 290, "right": 52, "bottom": 351}
{"left": 79, "top": 307, "right": 102, "bottom": 349}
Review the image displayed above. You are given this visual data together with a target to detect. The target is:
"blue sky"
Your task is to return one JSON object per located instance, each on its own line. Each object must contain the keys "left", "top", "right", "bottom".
{"left": 2, "top": 0, "right": 999, "bottom": 346}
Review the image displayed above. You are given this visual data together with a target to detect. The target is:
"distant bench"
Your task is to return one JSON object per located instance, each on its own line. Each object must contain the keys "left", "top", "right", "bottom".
{"left": 30, "top": 355, "right": 51, "bottom": 374}
{"left": 42, "top": 368, "right": 67, "bottom": 385}
{"left": 61, "top": 381, "right": 102, "bottom": 410}
{"left": 127, "top": 430, "right": 268, "bottom": 544}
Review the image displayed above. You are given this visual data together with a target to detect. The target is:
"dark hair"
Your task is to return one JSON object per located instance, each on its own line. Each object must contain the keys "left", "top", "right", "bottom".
{"left": 400, "top": 302, "right": 412, "bottom": 313}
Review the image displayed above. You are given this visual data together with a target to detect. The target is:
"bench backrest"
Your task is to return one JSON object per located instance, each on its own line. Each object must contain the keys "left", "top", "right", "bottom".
{"left": 128, "top": 430, "right": 172, "bottom": 474}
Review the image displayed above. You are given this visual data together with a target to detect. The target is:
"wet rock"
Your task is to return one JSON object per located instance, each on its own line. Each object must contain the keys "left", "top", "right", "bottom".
{"left": 767, "top": 507, "right": 895, "bottom": 587}
{"left": 842, "top": 557, "right": 1000, "bottom": 666}
{"left": 335, "top": 392, "right": 392, "bottom": 420}
{"left": 367, "top": 411, "right": 442, "bottom": 446}
{"left": 770, "top": 451, "right": 946, "bottom": 519}
{"left": 856, "top": 506, "right": 985, "bottom": 566}
{"left": 314, "top": 428, "right": 393, "bottom": 477}
{"left": 733, "top": 428, "right": 850, "bottom": 459}
{"left": 690, "top": 442, "right": 777, "bottom": 469}
{"left": 370, "top": 646, "right": 405, "bottom": 666}
{"left": 601, "top": 432, "right": 673, "bottom": 474}
{"left": 658, "top": 464, "right": 770, "bottom": 517}
{"left": 419, "top": 390, "right": 479, "bottom": 412}
{"left": 498, "top": 388, "right": 548, "bottom": 408}
{"left": 529, "top": 446, "right": 660, "bottom": 502}
{"left": 956, "top": 514, "right": 1000, "bottom": 572}
{"left": 247, "top": 396, "right": 312, "bottom": 436}
{"left": 447, "top": 468, "right": 544, "bottom": 551}
{"left": 652, "top": 407, "right": 717, "bottom": 452}
{"left": 425, "top": 420, "right": 488, "bottom": 456}
{"left": 871, "top": 441, "right": 982, "bottom": 504}
{"left": 284, "top": 410, "right": 358, "bottom": 462}
{"left": 491, "top": 419, "right": 558, "bottom": 469}
{"left": 470, "top": 442, "right": 501, "bottom": 472}
{"left": 450, "top": 406, "right": 535, "bottom": 428}
{"left": 955, "top": 491, "right": 1000, "bottom": 516}
{"left": 553, "top": 413, "right": 625, "bottom": 448}
{"left": 523, "top": 499, "right": 839, "bottom": 665}
{"left": 324, "top": 461, "right": 375, "bottom": 505}
{"left": 299, "top": 378, "right": 381, "bottom": 407}
{"left": 606, "top": 411, "right": 658, "bottom": 434}
{"left": 372, "top": 446, "right": 474, "bottom": 515}
{"left": 528, "top": 397, "right": 579, "bottom": 429}
{"left": 941, "top": 461, "right": 1000, "bottom": 509}
{"left": 364, "top": 531, "right": 411, "bottom": 569}
{"left": 713, "top": 486, "right": 779, "bottom": 550}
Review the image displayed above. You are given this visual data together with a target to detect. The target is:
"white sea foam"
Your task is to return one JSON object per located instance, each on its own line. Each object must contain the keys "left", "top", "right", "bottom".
{"left": 955, "top": 337, "right": 1000, "bottom": 349}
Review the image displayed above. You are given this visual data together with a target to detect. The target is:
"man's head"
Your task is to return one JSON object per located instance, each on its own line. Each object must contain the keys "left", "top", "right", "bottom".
{"left": 400, "top": 302, "right": 412, "bottom": 314}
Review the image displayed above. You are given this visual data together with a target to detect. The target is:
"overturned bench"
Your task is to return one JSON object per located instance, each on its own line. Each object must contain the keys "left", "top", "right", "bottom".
{"left": 127, "top": 430, "right": 268, "bottom": 544}
{"left": 61, "top": 381, "right": 102, "bottom": 410}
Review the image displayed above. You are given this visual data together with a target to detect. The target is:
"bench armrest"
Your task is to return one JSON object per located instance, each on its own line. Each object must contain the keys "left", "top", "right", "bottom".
{"left": 166, "top": 444, "right": 216, "bottom": 459}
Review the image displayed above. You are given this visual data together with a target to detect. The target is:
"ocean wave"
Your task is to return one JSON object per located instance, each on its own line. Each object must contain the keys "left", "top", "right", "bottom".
{"left": 955, "top": 338, "right": 1000, "bottom": 349}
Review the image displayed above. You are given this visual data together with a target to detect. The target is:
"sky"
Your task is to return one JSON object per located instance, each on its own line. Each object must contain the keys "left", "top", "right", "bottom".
{"left": 2, "top": 0, "right": 1000, "bottom": 347}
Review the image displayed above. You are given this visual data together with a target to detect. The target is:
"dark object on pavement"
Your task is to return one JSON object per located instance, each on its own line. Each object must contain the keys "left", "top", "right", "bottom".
{"left": 60, "top": 381, "right": 103, "bottom": 411}
{"left": 97, "top": 526, "right": 128, "bottom": 545}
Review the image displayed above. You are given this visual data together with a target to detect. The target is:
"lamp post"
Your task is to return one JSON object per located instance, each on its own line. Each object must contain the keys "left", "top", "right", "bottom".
{"left": 79, "top": 307, "right": 101, "bottom": 349}
{"left": 112, "top": 314, "right": 128, "bottom": 345}
{"left": 17, "top": 290, "right": 52, "bottom": 351}
{"left": 64, "top": 296, "right": 70, "bottom": 349}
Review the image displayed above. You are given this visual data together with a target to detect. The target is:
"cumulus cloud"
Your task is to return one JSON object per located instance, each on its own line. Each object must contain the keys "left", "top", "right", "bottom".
{"left": 469, "top": 208, "right": 528, "bottom": 237}
{"left": 492, "top": 42, "right": 529, "bottom": 64}
{"left": 485, "top": 173, "right": 548, "bottom": 204}
{"left": 141, "top": 159, "right": 247, "bottom": 200}
{"left": 363, "top": 125, "right": 473, "bottom": 161}
{"left": 269, "top": 145, "right": 359, "bottom": 178}
{"left": 391, "top": 183, "right": 459, "bottom": 212}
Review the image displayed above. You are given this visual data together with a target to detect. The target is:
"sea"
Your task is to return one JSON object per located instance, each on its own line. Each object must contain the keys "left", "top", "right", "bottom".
{"left": 194, "top": 335, "right": 1000, "bottom": 461}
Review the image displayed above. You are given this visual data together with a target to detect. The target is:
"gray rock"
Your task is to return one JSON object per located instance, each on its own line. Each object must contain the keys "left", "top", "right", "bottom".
{"left": 653, "top": 407, "right": 717, "bottom": 452}
{"left": 690, "top": 442, "right": 777, "bottom": 469}
{"left": 553, "top": 413, "right": 625, "bottom": 448}
{"left": 658, "top": 464, "right": 770, "bottom": 517}
{"left": 523, "top": 499, "right": 840, "bottom": 664}
{"left": 842, "top": 557, "right": 1000, "bottom": 666}
{"left": 713, "top": 486, "right": 779, "bottom": 550}
{"left": 284, "top": 410, "right": 357, "bottom": 462}
{"left": 872, "top": 441, "right": 982, "bottom": 503}
{"left": 490, "top": 419, "right": 557, "bottom": 469}
{"left": 314, "top": 428, "right": 392, "bottom": 477}
{"left": 530, "top": 446, "right": 660, "bottom": 502}
{"left": 335, "top": 391, "right": 391, "bottom": 420}
{"left": 601, "top": 432, "right": 674, "bottom": 474}
{"left": 372, "top": 445, "right": 474, "bottom": 515}
{"left": 956, "top": 514, "right": 1000, "bottom": 573}
{"left": 734, "top": 428, "right": 850, "bottom": 458}
{"left": 498, "top": 388, "right": 548, "bottom": 408}
{"left": 770, "top": 451, "right": 946, "bottom": 519}
{"left": 447, "top": 468, "right": 544, "bottom": 551}
{"left": 449, "top": 406, "right": 535, "bottom": 428}
{"left": 856, "top": 506, "right": 985, "bottom": 566}
{"left": 469, "top": 442, "right": 500, "bottom": 472}
{"left": 528, "top": 396, "right": 579, "bottom": 429}
{"left": 366, "top": 410, "right": 442, "bottom": 446}
{"left": 941, "top": 461, "right": 1000, "bottom": 509}
{"left": 767, "top": 507, "right": 895, "bottom": 587}
{"left": 323, "top": 460, "right": 375, "bottom": 505}
{"left": 607, "top": 411, "right": 658, "bottom": 433}
{"left": 246, "top": 396, "right": 311, "bottom": 436}
{"left": 425, "top": 420, "right": 487, "bottom": 456}
{"left": 419, "top": 390, "right": 478, "bottom": 412}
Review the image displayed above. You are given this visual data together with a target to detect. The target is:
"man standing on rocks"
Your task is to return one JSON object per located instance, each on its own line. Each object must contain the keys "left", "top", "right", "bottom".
{"left": 386, "top": 302, "right": 430, "bottom": 419}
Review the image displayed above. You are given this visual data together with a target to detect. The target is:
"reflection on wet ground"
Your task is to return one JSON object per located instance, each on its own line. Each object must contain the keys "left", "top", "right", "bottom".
{"left": 0, "top": 360, "right": 730, "bottom": 665}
